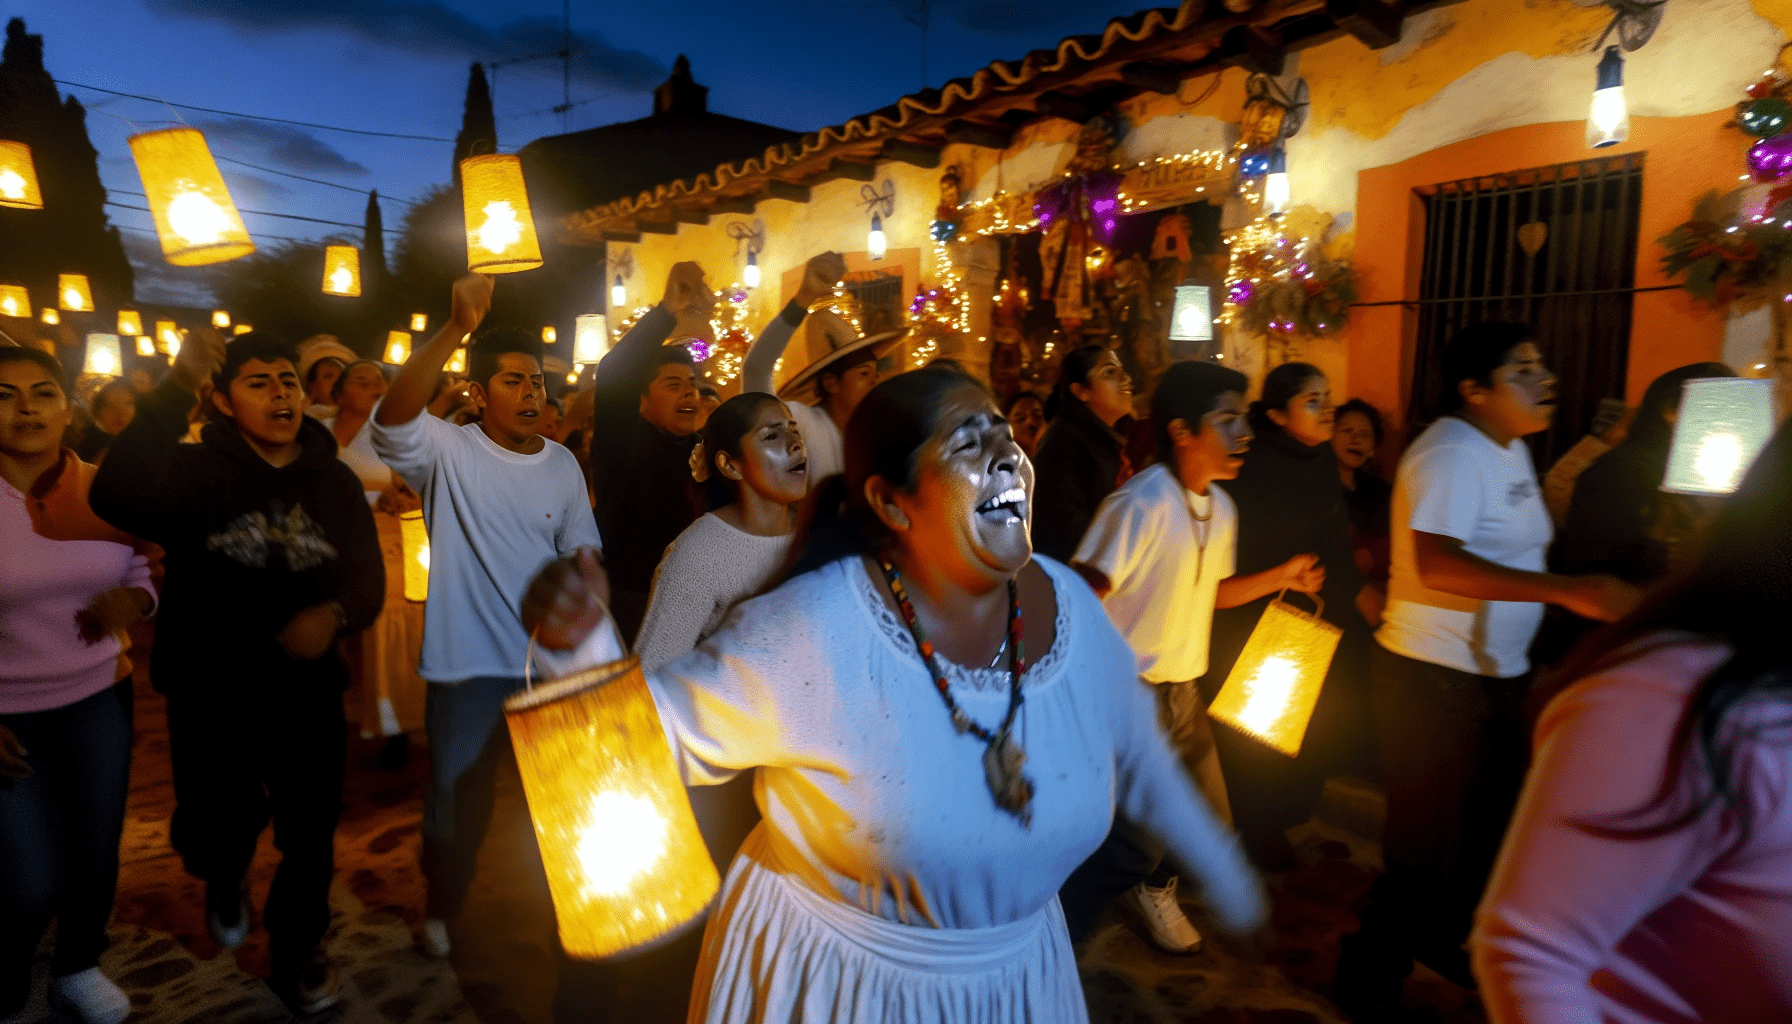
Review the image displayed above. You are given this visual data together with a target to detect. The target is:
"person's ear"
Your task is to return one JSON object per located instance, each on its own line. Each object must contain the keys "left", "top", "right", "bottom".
{"left": 1458, "top": 377, "right": 1486, "bottom": 409}
{"left": 1267, "top": 406, "right": 1291, "bottom": 428}
{"left": 1068, "top": 381, "right": 1092, "bottom": 406}
{"left": 864, "top": 476, "right": 911, "bottom": 532}
{"left": 821, "top": 374, "right": 839, "bottom": 399}
{"left": 468, "top": 380, "right": 488, "bottom": 411}
{"left": 210, "top": 386, "right": 234, "bottom": 420}
{"left": 1165, "top": 417, "right": 1192, "bottom": 449}
{"left": 716, "top": 450, "right": 745, "bottom": 483}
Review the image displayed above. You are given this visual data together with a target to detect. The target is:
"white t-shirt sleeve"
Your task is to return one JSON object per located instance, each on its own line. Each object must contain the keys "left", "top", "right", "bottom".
{"left": 1405, "top": 442, "right": 1486, "bottom": 543}
{"left": 1072, "top": 490, "right": 1154, "bottom": 588}
{"left": 369, "top": 411, "right": 454, "bottom": 493}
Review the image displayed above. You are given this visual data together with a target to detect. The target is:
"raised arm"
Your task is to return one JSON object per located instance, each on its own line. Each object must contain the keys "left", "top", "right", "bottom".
{"left": 376, "top": 274, "right": 492, "bottom": 427}
{"left": 592, "top": 261, "right": 711, "bottom": 404}
{"left": 90, "top": 326, "right": 225, "bottom": 544}
{"left": 742, "top": 252, "right": 845, "bottom": 394}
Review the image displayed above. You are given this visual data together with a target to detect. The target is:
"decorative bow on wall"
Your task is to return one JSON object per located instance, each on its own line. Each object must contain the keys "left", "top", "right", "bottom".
{"left": 1035, "top": 117, "right": 1123, "bottom": 327}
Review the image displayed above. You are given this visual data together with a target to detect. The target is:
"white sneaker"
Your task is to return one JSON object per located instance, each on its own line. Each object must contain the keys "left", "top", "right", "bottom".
{"left": 50, "top": 968, "right": 131, "bottom": 1024}
{"left": 421, "top": 918, "right": 452, "bottom": 959}
{"left": 1123, "top": 878, "right": 1203, "bottom": 954}
{"left": 205, "top": 884, "right": 250, "bottom": 952}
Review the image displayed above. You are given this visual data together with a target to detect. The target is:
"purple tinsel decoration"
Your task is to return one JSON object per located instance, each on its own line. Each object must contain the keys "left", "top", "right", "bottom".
{"left": 1032, "top": 170, "right": 1124, "bottom": 245}
{"left": 687, "top": 339, "right": 711, "bottom": 362}
{"left": 1228, "top": 280, "right": 1255, "bottom": 305}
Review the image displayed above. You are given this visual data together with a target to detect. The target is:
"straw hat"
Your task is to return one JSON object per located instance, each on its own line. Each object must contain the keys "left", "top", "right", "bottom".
{"left": 295, "top": 335, "right": 357, "bottom": 381}
{"left": 777, "top": 308, "right": 908, "bottom": 399}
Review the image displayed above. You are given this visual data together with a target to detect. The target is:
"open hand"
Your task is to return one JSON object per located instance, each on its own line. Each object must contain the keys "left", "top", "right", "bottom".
{"left": 76, "top": 586, "right": 152, "bottom": 645}
{"left": 522, "top": 547, "right": 611, "bottom": 651}
{"left": 449, "top": 274, "right": 495, "bottom": 334}
{"left": 172, "top": 326, "right": 227, "bottom": 394}
{"left": 0, "top": 724, "right": 28, "bottom": 782}
{"left": 278, "top": 603, "right": 341, "bottom": 661}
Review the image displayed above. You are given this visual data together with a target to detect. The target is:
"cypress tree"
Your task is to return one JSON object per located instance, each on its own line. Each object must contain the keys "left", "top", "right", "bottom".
{"left": 452, "top": 62, "right": 495, "bottom": 183}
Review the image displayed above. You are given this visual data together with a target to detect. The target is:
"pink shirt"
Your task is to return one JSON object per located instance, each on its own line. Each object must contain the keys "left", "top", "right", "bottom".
{"left": 1472, "top": 639, "right": 1792, "bottom": 1022}
{"left": 0, "top": 451, "right": 156, "bottom": 714}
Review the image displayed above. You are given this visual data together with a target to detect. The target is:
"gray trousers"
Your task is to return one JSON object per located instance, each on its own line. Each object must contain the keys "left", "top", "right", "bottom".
{"left": 422, "top": 677, "right": 534, "bottom": 921}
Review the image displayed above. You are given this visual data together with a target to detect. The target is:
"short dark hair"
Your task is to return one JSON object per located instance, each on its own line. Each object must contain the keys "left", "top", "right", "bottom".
{"left": 0, "top": 346, "right": 67, "bottom": 392}
{"left": 817, "top": 345, "right": 877, "bottom": 394}
{"left": 1439, "top": 322, "right": 1536, "bottom": 413}
{"left": 1151, "top": 360, "right": 1249, "bottom": 464}
{"left": 469, "top": 328, "right": 544, "bottom": 388}
{"left": 215, "top": 333, "right": 299, "bottom": 393}
{"left": 638, "top": 345, "right": 695, "bottom": 397}
{"left": 1045, "top": 343, "right": 1111, "bottom": 420}
{"left": 1334, "top": 397, "right": 1384, "bottom": 444}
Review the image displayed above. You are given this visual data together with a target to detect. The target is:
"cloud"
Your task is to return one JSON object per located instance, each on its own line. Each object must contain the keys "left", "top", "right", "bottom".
{"left": 144, "top": 0, "right": 665, "bottom": 93}
{"left": 196, "top": 118, "right": 369, "bottom": 176}
{"left": 119, "top": 231, "right": 222, "bottom": 307}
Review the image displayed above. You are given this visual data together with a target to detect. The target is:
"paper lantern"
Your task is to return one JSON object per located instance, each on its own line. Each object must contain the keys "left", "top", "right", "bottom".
{"left": 446, "top": 348, "right": 467, "bottom": 375}
{"left": 1586, "top": 46, "right": 1629, "bottom": 150}
{"left": 574, "top": 313, "right": 609, "bottom": 365}
{"left": 399, "top": 509, "right": 429, "bottom": 603}
{"left": 542, "top": 325, "right": 557, "bottom": 344}
{"left": 411, "top": 312, "right": 428, "bottom": 332}
{"left": 1662, "top": 377, "right": 1775, "bottom": 495}
{"left": 233, "top": 324, "right": 252, "bottom": 336}
{"left": 127, "top": 127, "right": 255, "bottom": 265}
{"left": 136, "top": 336, "right": 156, "bottom": 357}
{"left": 0, "top": 285, "right": 26, "bottom": 318}
{"left": 385, "top": 330, "right": 412, "bottom": 364}
{"left": 212, "top": 310, "right": 231, "bottom": 328}
{"left": 460, "top": 154, "right": 543, "bottom": 273}
{"left": 322, "top": 245, "right": 361, "bottom": 296}
{"left": 83, "top": 334, "right": 121, "bottom": 377}
{"left": 40, "top": 308, "right": 58, "bottom": 325}
{"left": 1169, "top": 285, "right": 1214, "bottom": 342}
{"left": 156, "top": 321, "right": 180, "bottom": 356}
{"left": 117, "top": 310, "right": 142, "bottom": 336}
{"left": 1209, "top": 594, "right": 1342, "bottom": 757}
{"left": 58, "top": 274, "right": 94, "bottom": 312}
{"left": 504, "top": 655, "right": 720, "bottom": 959}
{"left": 0, "top": 140, "right": 43, "bottom": 209}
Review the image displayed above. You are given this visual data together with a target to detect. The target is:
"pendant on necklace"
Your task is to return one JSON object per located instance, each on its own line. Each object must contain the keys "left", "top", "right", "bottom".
{"left": 982, "top": 730, "right": 1034, "bottom": 828}
{"left": 950, "top": 707, "right": 972, "bottom": 735}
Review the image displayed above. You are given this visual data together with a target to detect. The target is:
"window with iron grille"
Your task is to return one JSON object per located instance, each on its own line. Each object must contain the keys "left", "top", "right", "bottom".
{"left": 843, "top": 270, "right": 906, "bottom": 337}
{"left": 1412, "top": 153, "right": 1644, "bottom": 467}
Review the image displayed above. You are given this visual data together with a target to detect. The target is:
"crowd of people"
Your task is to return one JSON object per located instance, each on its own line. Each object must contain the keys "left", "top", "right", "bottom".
{"left": 2, "top": 249, "right": 1789, "bottom": 1024}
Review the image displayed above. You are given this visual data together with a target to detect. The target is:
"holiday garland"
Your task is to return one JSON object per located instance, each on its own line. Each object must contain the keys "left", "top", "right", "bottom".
{"left": 1224, "top": 226, "right": 1359, "bottom": 337}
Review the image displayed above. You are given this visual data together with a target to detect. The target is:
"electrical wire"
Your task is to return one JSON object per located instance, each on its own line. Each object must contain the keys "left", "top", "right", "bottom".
{"left": 111, "top": 218, "right": 316, "bottom": 246}
{"left": 106, "top": 197, "right": 367, "bottom": 232}
{"left": 213, "top": 154, "right": 422, "bottom": 207}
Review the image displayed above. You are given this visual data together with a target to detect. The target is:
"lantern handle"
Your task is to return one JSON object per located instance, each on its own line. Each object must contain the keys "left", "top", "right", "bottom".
{"left": 1275, "top": 587, "right": 1325, "bottom": 623}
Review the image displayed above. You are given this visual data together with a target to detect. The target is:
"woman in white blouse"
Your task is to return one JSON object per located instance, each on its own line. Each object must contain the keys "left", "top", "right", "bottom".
{"left": 526, "top": 366, "right": 1265, "bottom": 1024}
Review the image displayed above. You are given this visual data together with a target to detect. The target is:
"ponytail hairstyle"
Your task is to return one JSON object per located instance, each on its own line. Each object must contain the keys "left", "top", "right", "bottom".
{"left": 1044, "top": 343, "right": 1110, "bottom": 421}
{"left": 688, "top": 391, "right": 789, "bottom": 512}
{"left": 1247, "top": 361, "right": 1323, "bottom": 437}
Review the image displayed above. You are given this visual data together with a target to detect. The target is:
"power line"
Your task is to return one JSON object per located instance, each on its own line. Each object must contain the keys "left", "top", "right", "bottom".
{"left": 107, "top": 208, "right": 322, "bottom": 245}
{"left": 213, "top": 154, "right": 422, "bottom": 207}
{"left": 34, "top": 73, "right": 455, "bottom": 143}
{"left": 105, "top": 197, "right": 366, "bottom": 232}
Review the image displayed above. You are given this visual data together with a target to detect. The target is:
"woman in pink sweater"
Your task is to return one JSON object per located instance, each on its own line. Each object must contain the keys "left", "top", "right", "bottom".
{"left": 1, "top": 348, "right": 156, "bottom": 1024}
{"left": 1471, "top": 419, "right": 1792, "bottom": 1022}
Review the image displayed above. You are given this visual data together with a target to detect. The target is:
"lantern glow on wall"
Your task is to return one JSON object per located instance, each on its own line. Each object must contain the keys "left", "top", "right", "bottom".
{"left": 0, "top": 140, "right": 43, "bottom": 209}
{"left": 1586, "top": 46, "right": 1630, "bottom": 149}
{"left": 0, "top": 285, "right": 26, "bottom": 318}
{"left": 1208, "top": 594, "right": 1342, "bottom": 757}
{"left": 58, "top": 274, "right": 94, "bottom": 312}
{"left": 574, "top": 314, "right": 609, "bottom": 366}
{"left": 128, "top": 127, "right": 255, "bottom": 265}
{"left": 83, "top": 334, "right": 121, "bottom": 377}
{"left": 504, "top": 655, "right": 720, "bottom": 959}
{"left": 460, "top": 154, "right": 543, "bottom": 273}
{"left": 1168, "top": 285, "right": 1214, "bottom": 342}
{"left": 322, "top": 245, "right": 361, "bottom": 296}
{"left": 212, "top": 310, "right": 230, "bottom": 329}
{"left": 1662, "top": 377, "right": 1775, "bottom": 494}
{"left": 136, "top": 336, "right": 156, "bottom": 357}
{"left": 117, "top": 310, "right": 142, "bottom": 336}
{"left": 399, "top": 509, "right": 429, "bottom": 603}
{"left": 411, "top": 312, "right": 428, "bottom": 332}
{"left": 40, "top": 308, "right": 58, "bottom": 325}
{"left": 385, "top": 331, "right": 412, "bottom": 365}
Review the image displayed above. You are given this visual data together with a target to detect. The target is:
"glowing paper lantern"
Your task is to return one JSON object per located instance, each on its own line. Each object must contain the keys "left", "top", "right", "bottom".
{"left": 504, "top": 655, "right": 720, "bottom": 959}
{"left": 117, "top": 310, "right": 142, "bottom": 336}
{"left": 1208, "top": 594, "right": 1342, "bottom": 757}
{"left": 233, "top": 324, "right": 252, "bottom": 336}
{"left": 411, "top": 312, "right": 428, "bottom": 332}
{"left": 0, "top": 140, "right": 43, "bottom": 209}
{"left": 0, "top": 285, "right": 27, "bottom": 318}
{"left": 127, "top": 127, "right": 255, "bottom": 265}
{"left": 574, "top": 313, "right": 609, "bottom": 365}
{"left": 136, "top": 336, "right": 156, "bottom": 357}
{"left": 399, "top": 509, "right": 429, "bottom": 603}
{"left": 1169, "top": 285, "right": 1214, "bottom": 342}
{"left": 385, "top": 330, "right": 412, "bottom": 364}
{"left": 446, "top": 348, "right": 467, "bottom": 375}
{"left": 542, "top": 325, "right": 557, "bottom": 344}
{"left": 58, "top": 274, "right": 94, "bottom": 312}
{"left": 460, "top": 154, "right": 543, "bottom": 273}
{"left": 1586, "top": 46, "right": 1629, "bottom": 150}
{"left": 41, "top": 308, "right": 58, "bottom": 325}
{"left": 1662, "top": 377, "right": 1775, "bottom": 495}
{"left": 322, "top": 245, "right": 361, "bottom": 296}
{"left": 212, "top": 310, "right": 231, "bottom": 329}
{"left": 156, "top": 321, "right": 180, "bottom": 355}
{"left": 83, "top": 334, "right": 121, "bottom": 376}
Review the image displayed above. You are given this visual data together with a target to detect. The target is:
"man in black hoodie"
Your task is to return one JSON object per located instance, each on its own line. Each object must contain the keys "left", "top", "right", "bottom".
{"left": 91, "top": 328, "right": 381, "bottom": 1014}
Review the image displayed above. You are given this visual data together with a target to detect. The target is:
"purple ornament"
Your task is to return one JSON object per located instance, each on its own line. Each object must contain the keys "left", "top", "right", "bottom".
{"left": 687, "top": 339, "right": 712, "bottom": 362}
{"left": 1228, "top": 280, "right": 1255, "bottom": 305}
{"left": 1750, "top": 134, "right": 1792, "bottom": 183}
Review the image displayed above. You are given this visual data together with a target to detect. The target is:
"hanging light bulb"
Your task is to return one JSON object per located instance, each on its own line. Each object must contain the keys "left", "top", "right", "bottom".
{"left": 58, "top": 274, "right": 94, "bottom": 312}
{"left": 542, "top": 325, "right": 557, "bottom": 345}
{"left": 0, "top": 140, "right": 44, "bottom": 210}
{"left": 868, "top": 212, "right": 888, "bottom": 261}
{"left": 117, "top": 310, "right": 142, "bottom": 336}
{"left": 411, "top": 312, "right": 428, "bottom": 332}
{"left": 574, "top": 313, "right": 609, "bottom": 365}
{"left": 83, "top": 334, "right": 122, "bottom": 377}
{"left": 1587, "top": 46, "right": 1630, "bottom": 149}
{"left": 322, "top": 245, "right": 361, "bottom": 296}
{"left": 460, "top": 154, "right": 544, "bottom": 273}
{"left": 611, "top": 274, "right": 627, "bottom": 309}
{"left": 128, "top": 127, "right": 255, "bottom": 265}
{"left": 385, "top": 330, "right": 413, "bottom": 364}
{"left": 0, "top": 285, "right": 27, "bottom": 318}
{"left": 212, "top": 309, "right": 231, "bottom": 329}
{"left": 40, "top": 308, "right": 59, "bottom": 325}
{"left": 743, "top": 250, "right": 761, "bottom": 289}
{"left": 136, "top": 335, "right": 156, "bottom": 357}
{"left": 1262, "top": 148, "right": 1291, "bottom": 215}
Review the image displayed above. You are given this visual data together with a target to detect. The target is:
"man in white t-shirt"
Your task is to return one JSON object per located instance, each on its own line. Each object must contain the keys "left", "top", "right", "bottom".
{"left": 1335, "top": 323, "right": 1640, "bottom": 1017}
{"left": 1057, "top": 361, "right": 1318, "bottom": 955}
{"left": 371, "top": 275, "right": 602, "bottom": 961}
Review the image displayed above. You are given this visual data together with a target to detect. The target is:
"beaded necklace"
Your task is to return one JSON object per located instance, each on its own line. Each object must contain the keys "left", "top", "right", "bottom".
{"left": 878, "top": 556, "right": 1034, "bottom": 827}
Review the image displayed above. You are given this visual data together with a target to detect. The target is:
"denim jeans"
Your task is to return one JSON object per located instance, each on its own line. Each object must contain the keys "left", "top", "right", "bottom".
{"left": 0, "top": 681, "right": 134, "bottom": 1008}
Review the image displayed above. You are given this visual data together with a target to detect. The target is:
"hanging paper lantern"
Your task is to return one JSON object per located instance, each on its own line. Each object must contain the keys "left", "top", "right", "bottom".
{"left": 1169, "top": 285, "right": 1214, "bottom": 342}
{"left": 446, "top": 348, "right": 467, "bottom": 375}
{"left": 83, "top": 334, "right": 122, "bottom": 377}
{"left": 411, "top": 312, "right": 428, "bottom": 332}
{"left": 40, "top": 308, "right": 58, "bottom": 325}
{"left": 1208, "top": 594, "right": 1342, "bottom": 757}
{"left": 1662, "top": 377, "right": 1775, "bottom": 494}
{"left": 0, "top": 140, "right": 43, "bottom": 210}
{"left": 136, "top": 336, "right": 156, "bottom": 357}
{"left": 128, "top": 127, "right": 255, "bottom": 266}
{"left": 1741, "top": 97, "right": 1792, "bottom": 139}
{"left": 460, "top": 154, "right": 544, "bottom": 274}
{"left": 0, "top": 285, "right": 27, "bottom": 318}
{"left": 156, "top": 321, "right": 179, "bottom": 354}
{"left": 504, "top": 655, "right": 720, "bottom": 959}
{"left": 233, "top": 324, "right": 252, "bottom": 336}
{"left": 58, "top": 274, "right": 94, "bottom": 312}
{"left": 399, "top": 509, "right": 430, "bottom": 603}
{"left": 1749, "top": 133, "right": 1792, "bottom": 183}
{"left": 322, "top": 245, "right": 361, "bottom": 296}
{"left": 117, "top": 310, "right": 142, "bottom": 336}
{"left": 385, "top": 331, "right": 412, "bottom": 364}
{"left": 212, "top": 310, "right": 231, "bottom": 329}
{"left": 574, "top": 313, "right": 609, "bottom": 365}
{"left": 542, "top": 325, "right": 557, "bottom": 344}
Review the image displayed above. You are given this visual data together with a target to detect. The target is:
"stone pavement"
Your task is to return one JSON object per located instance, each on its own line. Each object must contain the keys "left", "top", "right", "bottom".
{"left": 16, "top": 672, "right": 1488, "bottom": 1023}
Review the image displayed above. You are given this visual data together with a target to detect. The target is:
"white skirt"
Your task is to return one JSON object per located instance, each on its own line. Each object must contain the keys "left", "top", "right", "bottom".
{"left": 688, "top": 828, "right": 1089, "bottom": 1024}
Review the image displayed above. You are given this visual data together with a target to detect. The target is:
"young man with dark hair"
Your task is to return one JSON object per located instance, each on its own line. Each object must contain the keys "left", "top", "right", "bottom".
{"left": 89, "top": 328, "right": 382, "bottom": 1014}
{"left": 1056, "top": 360, "right": 1317, "bottom": 953}
{"left": 371, "top": 275, "right": 600, "bottom": 962}
{"left": 1334, "top": 321, "right": 1643, "bottom": 1016}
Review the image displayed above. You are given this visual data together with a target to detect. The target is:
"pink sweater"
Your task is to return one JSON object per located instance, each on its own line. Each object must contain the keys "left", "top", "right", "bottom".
{"left": 1472, "top": 640, "right": 1792, "bottom": 1022}
{"left": 0, "top": 450, "right": 157, "bottom": 714}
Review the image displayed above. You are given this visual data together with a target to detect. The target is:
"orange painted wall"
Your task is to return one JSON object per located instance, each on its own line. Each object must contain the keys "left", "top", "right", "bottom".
{"left": 1347, "top": 109, "right": 1742, "bottom": 453}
